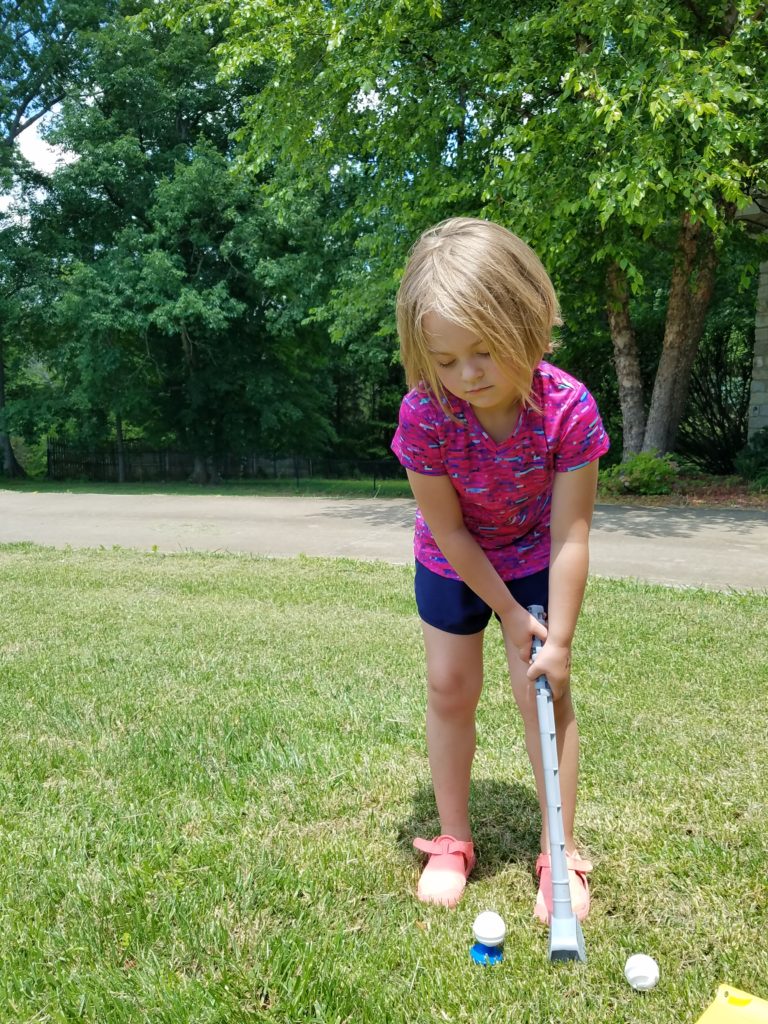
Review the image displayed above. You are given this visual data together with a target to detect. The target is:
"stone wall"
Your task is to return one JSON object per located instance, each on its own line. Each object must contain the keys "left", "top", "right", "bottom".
{"left": 748, "top": 260, "right": 768, "bottom": 439}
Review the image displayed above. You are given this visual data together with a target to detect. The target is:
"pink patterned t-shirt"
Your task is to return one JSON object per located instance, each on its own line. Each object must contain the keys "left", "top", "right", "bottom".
{"left": 391, "top": 361, "right": 610, "bottom": 581}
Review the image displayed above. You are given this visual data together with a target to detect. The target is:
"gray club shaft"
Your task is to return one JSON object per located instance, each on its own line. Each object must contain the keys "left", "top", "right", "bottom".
{"left": 528, "top": 604, "right": 586, "bottom": 962}
{"left": 533, "top": 654, "right": 571, "bottom": 920}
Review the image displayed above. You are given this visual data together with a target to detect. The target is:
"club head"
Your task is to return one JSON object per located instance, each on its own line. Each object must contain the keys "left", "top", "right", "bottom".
{"left": 548, "top": 916, "right": 587, "bottom": 963}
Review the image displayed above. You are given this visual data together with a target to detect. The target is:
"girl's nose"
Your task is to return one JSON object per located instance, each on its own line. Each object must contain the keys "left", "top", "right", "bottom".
{"left": 462, "top": 359, "right": 483, "bottom": 381}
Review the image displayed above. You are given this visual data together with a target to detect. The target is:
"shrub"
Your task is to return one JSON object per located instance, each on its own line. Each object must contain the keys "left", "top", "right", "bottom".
{"left": 599, "top": 451, "right": 678, "bottom": 496}
{"left": 11, "top": 436, "right": 47, "bottom": 478}
{"left": 675, "top": 325, "right": 753, "bottom": 474}
{"left": 735, "top": 426, "right": 768, "bottom": 482}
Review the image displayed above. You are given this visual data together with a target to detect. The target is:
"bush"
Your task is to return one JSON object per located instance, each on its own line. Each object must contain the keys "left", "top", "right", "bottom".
{"left": 599, "top": 451, "right": 678, "bottom": 496}
{"left": 11, "top": 436, "right": 47, "bottom": 478}
{"left": 675, "top": 325, "right": 754, "bottom": 474}
{"left": 735, "top": 426, "right": 768, "bottom": 482}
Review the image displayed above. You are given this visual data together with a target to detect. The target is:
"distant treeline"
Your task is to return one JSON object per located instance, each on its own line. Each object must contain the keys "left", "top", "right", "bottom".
{"left": 1, "top": 1, "right": 763, "bottom": 482}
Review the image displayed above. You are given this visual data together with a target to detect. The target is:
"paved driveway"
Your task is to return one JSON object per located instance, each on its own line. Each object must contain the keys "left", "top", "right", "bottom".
{"left": 0, "top": 490, "right": 766, "bottom": 592}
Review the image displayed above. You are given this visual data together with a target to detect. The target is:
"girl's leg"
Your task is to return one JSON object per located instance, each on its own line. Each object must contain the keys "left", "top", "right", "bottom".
{"left": 421, "top": 621, "right": 485, "bottom": 841}
{"left": 504, "top": 648, "right": 579, "bottom": 854}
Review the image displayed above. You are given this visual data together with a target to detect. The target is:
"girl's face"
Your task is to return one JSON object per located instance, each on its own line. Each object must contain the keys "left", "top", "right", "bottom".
{"left": 422, "top": 312, "right": 523, "bottom": 415}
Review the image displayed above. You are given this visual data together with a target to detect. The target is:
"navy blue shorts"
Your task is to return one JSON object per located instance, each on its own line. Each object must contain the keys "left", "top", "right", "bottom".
{"left": 415, "top": 560, "right": 549, "bottom": 635}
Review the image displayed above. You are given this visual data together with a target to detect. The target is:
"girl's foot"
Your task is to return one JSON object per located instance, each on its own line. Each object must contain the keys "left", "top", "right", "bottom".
{"left": 533, "top": 851, "right": 592, "bottom": 923}
{"left": 413, "top": 835, "right": 476, "bottom": 907}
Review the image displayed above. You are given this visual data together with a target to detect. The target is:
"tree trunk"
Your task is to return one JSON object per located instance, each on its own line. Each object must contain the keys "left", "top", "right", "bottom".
{"left": 0, "top": 343, "right": 26, "bottom": 478}
{"left": 188, "top": 455, "right": 222, "bottom": 485}
{"left": 115, "top": 414, "right": 126, "bottom": 484}
{"left": 189, "top": 455, "right": 209, "bottom": 484}
{"left": 605, "top": 262, "right": 646, "bottom": 458}
{"left": 643, "top": 214, "right": 718, "bottom": 454}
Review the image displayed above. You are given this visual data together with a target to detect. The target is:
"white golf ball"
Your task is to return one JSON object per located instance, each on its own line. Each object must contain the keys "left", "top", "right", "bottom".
{"left": 472, "top": 910, "right": 506, "bottom": 947}
{"left": 624, "top": 953, "right": 660, "bottom": 990}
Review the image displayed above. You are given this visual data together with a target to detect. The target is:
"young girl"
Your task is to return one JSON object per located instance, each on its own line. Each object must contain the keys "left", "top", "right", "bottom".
{"left": 391, "top": 217, "right": 610, "bottom": 922}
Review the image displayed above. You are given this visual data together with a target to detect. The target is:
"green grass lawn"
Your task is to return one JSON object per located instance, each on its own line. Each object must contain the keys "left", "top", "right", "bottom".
{"left": 1, "top": 545, "right": 766, "bottom": 1023}
{"left": 0, "top": 477, "right": 415, "bottom": 500}
{"left": 3, "top": 473, "right": 767, "bottom": 508}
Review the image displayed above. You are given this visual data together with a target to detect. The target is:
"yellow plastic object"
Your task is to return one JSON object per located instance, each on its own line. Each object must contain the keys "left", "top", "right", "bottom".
{"left": 696, "top": 986, "right": 768, "bottom": 1023}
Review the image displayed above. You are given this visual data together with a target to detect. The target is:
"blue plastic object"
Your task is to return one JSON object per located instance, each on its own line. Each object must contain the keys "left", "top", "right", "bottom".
{"left": 470, "top": 942, "right": 504, "bottom": 965}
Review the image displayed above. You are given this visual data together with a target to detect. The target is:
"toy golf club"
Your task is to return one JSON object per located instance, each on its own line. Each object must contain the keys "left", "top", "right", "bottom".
{"left": 528, "top": 604, "right": 587, "bottom": 963}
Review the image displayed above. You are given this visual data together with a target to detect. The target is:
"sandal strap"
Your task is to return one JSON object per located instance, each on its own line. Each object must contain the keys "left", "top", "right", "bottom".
{"left": 566, "top": 853, "right": 593, "bottom": 874}
{"left": 413, "top": 835, "right": 474, "bottom": 861}
{"left": 536, "top": 852, "right": 593, "bottom": 875}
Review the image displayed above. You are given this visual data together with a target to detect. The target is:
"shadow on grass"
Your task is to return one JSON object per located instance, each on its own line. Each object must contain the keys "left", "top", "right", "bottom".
{"left": 398, "top": 778, "right": 541, "bottom": 881}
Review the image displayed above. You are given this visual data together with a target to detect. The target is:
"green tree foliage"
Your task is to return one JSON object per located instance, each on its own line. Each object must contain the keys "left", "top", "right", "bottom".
{"left": 160, "top": 0, "right": 768, "bottom": 457}
{"left": 0, "top": 0, "right": 115, "bottom": 475}
{"left": 27, "top": 4, "right": 338, "bottom": 478}
{"left": 6, "top": 1, "right": 765, "bottom": 475}
{"left": 0, "top": 221, "right": 49, "bottom": 473}
{"left": 0, "top": 0, "right": 114, "bottom": 175}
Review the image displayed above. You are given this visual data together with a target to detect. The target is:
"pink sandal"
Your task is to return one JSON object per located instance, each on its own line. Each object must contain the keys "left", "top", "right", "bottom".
{"left": 534, "top": 851, "right": 593, "bottom": 924}
{"left": 413, "top": 835, "right": 476, "bottom": 907}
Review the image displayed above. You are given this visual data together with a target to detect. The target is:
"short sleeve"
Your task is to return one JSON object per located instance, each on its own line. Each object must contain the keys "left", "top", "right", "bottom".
{"left": 391, "top": 390, "right": 448, "bottom": 476}
{"left": 552, "top": 386, "right": 611, "bottom": 472}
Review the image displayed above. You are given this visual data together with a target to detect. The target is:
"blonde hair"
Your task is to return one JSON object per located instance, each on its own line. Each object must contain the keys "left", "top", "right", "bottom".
{"left": 396, "top": 217, "right": 562, "bottom": 410}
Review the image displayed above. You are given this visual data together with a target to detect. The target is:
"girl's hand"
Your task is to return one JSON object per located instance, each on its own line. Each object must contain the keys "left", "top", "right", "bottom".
{"left": 499, "top": 607, "right": 548, "bottom": 664}
{"left": 527, "top": 641, "right": 572, "bottom": 700}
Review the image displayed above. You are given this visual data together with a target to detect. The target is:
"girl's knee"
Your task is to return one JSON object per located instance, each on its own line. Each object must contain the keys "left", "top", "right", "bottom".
{"left": 553, "top": 691, "right": 575, "bottom": 724}
{"left": 511, "top": 680, "right": 538, "bottom": 726}
{"left": 517, "top": 698, "right": 538, "bottom": 732}
{"left": 426, "top": 669, "right": 481, "bottom": 717}
{"left": 515, "top": 685, "right": 574, "bottom": 731}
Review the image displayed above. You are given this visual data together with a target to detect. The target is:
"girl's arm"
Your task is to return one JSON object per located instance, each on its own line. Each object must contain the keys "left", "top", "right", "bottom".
{"left": 405, "top": 469, "right": 546, "bottom": 654}
{"left": 527, "top": 460, "right": 600, "bottom": 698}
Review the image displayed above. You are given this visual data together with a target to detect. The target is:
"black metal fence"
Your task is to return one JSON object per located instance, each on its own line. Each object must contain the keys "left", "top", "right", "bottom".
{"left": 46, "top": 440, "right": 406, "bottom": 486}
